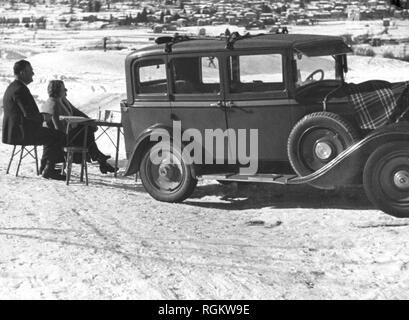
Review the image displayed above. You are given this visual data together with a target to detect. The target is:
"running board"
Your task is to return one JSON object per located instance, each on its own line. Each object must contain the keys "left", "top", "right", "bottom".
{"left": 201, "top": 173, "right": 298, "bottom": 184}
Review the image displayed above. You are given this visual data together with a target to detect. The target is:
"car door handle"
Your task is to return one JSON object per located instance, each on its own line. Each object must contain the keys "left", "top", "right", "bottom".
{"left": 210, "top": 101, "right": 224, "bottom": 108}
{"left": 228, "top": 101, "right": 253, "bottom": 114}
{"left": 225, "top": 101, "right": 235, "bottom": 108}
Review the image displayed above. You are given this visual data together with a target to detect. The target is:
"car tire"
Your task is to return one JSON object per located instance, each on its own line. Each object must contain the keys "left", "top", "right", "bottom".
{"left": 139, "top": 142, "right": 197, "bottom": 202}
{"left": 363, "top": 141, "right": 409, "bottom": 218}
{"left": 287, "top": 112, "right": 360, "bottom": 182}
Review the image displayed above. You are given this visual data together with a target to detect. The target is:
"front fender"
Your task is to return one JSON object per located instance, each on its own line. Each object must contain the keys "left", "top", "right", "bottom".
{"left": 290, "top": 122, "right": 409, "bottom": 186}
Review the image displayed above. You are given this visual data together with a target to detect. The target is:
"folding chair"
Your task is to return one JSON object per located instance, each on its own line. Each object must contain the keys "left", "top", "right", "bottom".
{"left": 6, "top": 145, "right": 39, "bottom": 176}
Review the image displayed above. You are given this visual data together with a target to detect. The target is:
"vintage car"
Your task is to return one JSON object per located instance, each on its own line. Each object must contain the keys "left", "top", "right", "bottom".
{"left": 269, "top": 25, "right": 289, "bottom": 34}
{"left": 244, "top": 20, "right": 266, "bottom": 30}
{"left": 120, "top": 33, "right": 409, "bottom": 218}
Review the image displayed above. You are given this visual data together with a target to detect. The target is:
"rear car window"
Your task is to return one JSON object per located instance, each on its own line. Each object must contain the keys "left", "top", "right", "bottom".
{"left": 135, "top": 59, "right": 167, "bottom": 94}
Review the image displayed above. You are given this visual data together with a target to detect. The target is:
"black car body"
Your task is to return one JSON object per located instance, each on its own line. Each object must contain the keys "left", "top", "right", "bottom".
{"left": 120, "top": 33, "right": 409, "bottom": 217}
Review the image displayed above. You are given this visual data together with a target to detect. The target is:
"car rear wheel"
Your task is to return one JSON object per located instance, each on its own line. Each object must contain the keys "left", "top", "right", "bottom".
{"left": 287, "top": 112, "right": 360, "bottom": 187}
{"left": 363, "top": 141, "right": 409, "bottom": 218}
{"left": 139, "top": 142, "right": 197, "bottom": 202}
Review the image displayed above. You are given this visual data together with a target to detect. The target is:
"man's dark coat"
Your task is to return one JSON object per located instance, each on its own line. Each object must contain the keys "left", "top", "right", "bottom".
{"left": 2, "top": 80, "right": 43, "bottom": 145}
{"left": 2, "top": 80, "right": 65, "bottom": 163}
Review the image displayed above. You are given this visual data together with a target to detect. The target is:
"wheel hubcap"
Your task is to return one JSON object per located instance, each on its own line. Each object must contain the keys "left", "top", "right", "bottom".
{"left": 299, "top": 128, "right": 345, "bottom": 172}
{"left": 158, "top": 162, "right": 178, "bottom": 179}
{"left": 314, "top": 141, "right": 333, "bottom": 160}
{"left": 159, "top": 166, "right": 168, "bottom": 177}
{"left": 393, "top": 170, "right": 409, "bottom": 189}
{"left": 146, "top": 148, "right": 184, "bottom": 192}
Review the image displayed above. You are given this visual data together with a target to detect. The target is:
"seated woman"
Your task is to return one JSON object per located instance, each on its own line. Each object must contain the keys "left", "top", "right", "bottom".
{"left": 40, "top": 80, "right": 116, "bottom": 174}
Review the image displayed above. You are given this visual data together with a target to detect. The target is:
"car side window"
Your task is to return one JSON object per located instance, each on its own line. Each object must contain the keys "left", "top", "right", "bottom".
{"left": 171, "top": 56, "right": 220, "bottom": 94}
{"left": 135, "top": 59, "right": 167, "bottom": 94}
{"left": 201, "top": 56, "right": 219, "bottom": 84}
{"left": 228, "top": 53, "right": 284, "bottom": 94}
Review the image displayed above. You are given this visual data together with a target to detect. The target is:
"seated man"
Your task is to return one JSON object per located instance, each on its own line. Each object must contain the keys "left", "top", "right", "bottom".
{"left": 2, "top": 60, "right": 66, "bottom": 180}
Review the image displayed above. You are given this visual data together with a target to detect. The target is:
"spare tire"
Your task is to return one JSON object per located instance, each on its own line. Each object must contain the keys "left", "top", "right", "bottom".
{"left": 287, "top": 112, "right": 360, "bottom": 182}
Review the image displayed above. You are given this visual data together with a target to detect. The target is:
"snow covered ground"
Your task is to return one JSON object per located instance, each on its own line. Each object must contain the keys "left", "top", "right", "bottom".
{"left": 1, "top": 21, "right": 409, "bottom": 300}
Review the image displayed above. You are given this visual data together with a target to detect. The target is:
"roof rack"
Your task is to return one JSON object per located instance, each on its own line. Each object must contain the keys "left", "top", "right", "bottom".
{"left": 225, "top": 31, "right": 251, "bottom": 49}
{"left": 155, "top": 34, "right": 224, "bottom": 53}
{"left": 153, "top": 32, "right": 268, "bottom": 53}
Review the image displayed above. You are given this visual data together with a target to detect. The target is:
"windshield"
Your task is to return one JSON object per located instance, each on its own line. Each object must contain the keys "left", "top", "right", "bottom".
{"left": 295, "top": 54, "right": 343, "bottom": 87}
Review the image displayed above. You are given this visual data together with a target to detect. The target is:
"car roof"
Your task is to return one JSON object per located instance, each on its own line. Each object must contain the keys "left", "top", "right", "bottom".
{"left": 127, "top": 34, "right": 351, "bottom": 60}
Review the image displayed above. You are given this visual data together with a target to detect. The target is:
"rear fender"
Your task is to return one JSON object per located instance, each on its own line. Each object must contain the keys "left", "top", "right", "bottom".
{"left": 124, "top": 123, "right": 172, "bottom": 176}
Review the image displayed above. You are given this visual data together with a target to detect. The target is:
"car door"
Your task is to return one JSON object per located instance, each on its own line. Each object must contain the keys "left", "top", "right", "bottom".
{"left": 123, "top": 56, "right": 172, "bottom": 158}
{"left": 168, "top": 53, "right": 230, "bottom": 165}
{"left": 223, "top": 50, "right": 298, "bottom": 168}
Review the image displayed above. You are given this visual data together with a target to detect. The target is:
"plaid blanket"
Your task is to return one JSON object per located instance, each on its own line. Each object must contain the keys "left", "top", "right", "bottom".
{"left": 347, "top": 80, "right": 409, "bottom": 130}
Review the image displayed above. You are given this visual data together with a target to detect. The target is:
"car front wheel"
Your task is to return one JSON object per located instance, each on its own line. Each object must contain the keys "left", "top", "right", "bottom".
{"left": 363, "top": 141, "right": 409, "bottom": 218}
{"left": 139, "top": 142, "right": 197, "bottom": 202}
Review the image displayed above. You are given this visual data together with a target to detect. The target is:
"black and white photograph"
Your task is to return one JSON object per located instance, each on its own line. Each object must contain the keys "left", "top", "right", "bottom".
{"left": 1, "top": 0, "right": 409, "bottom": 302}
